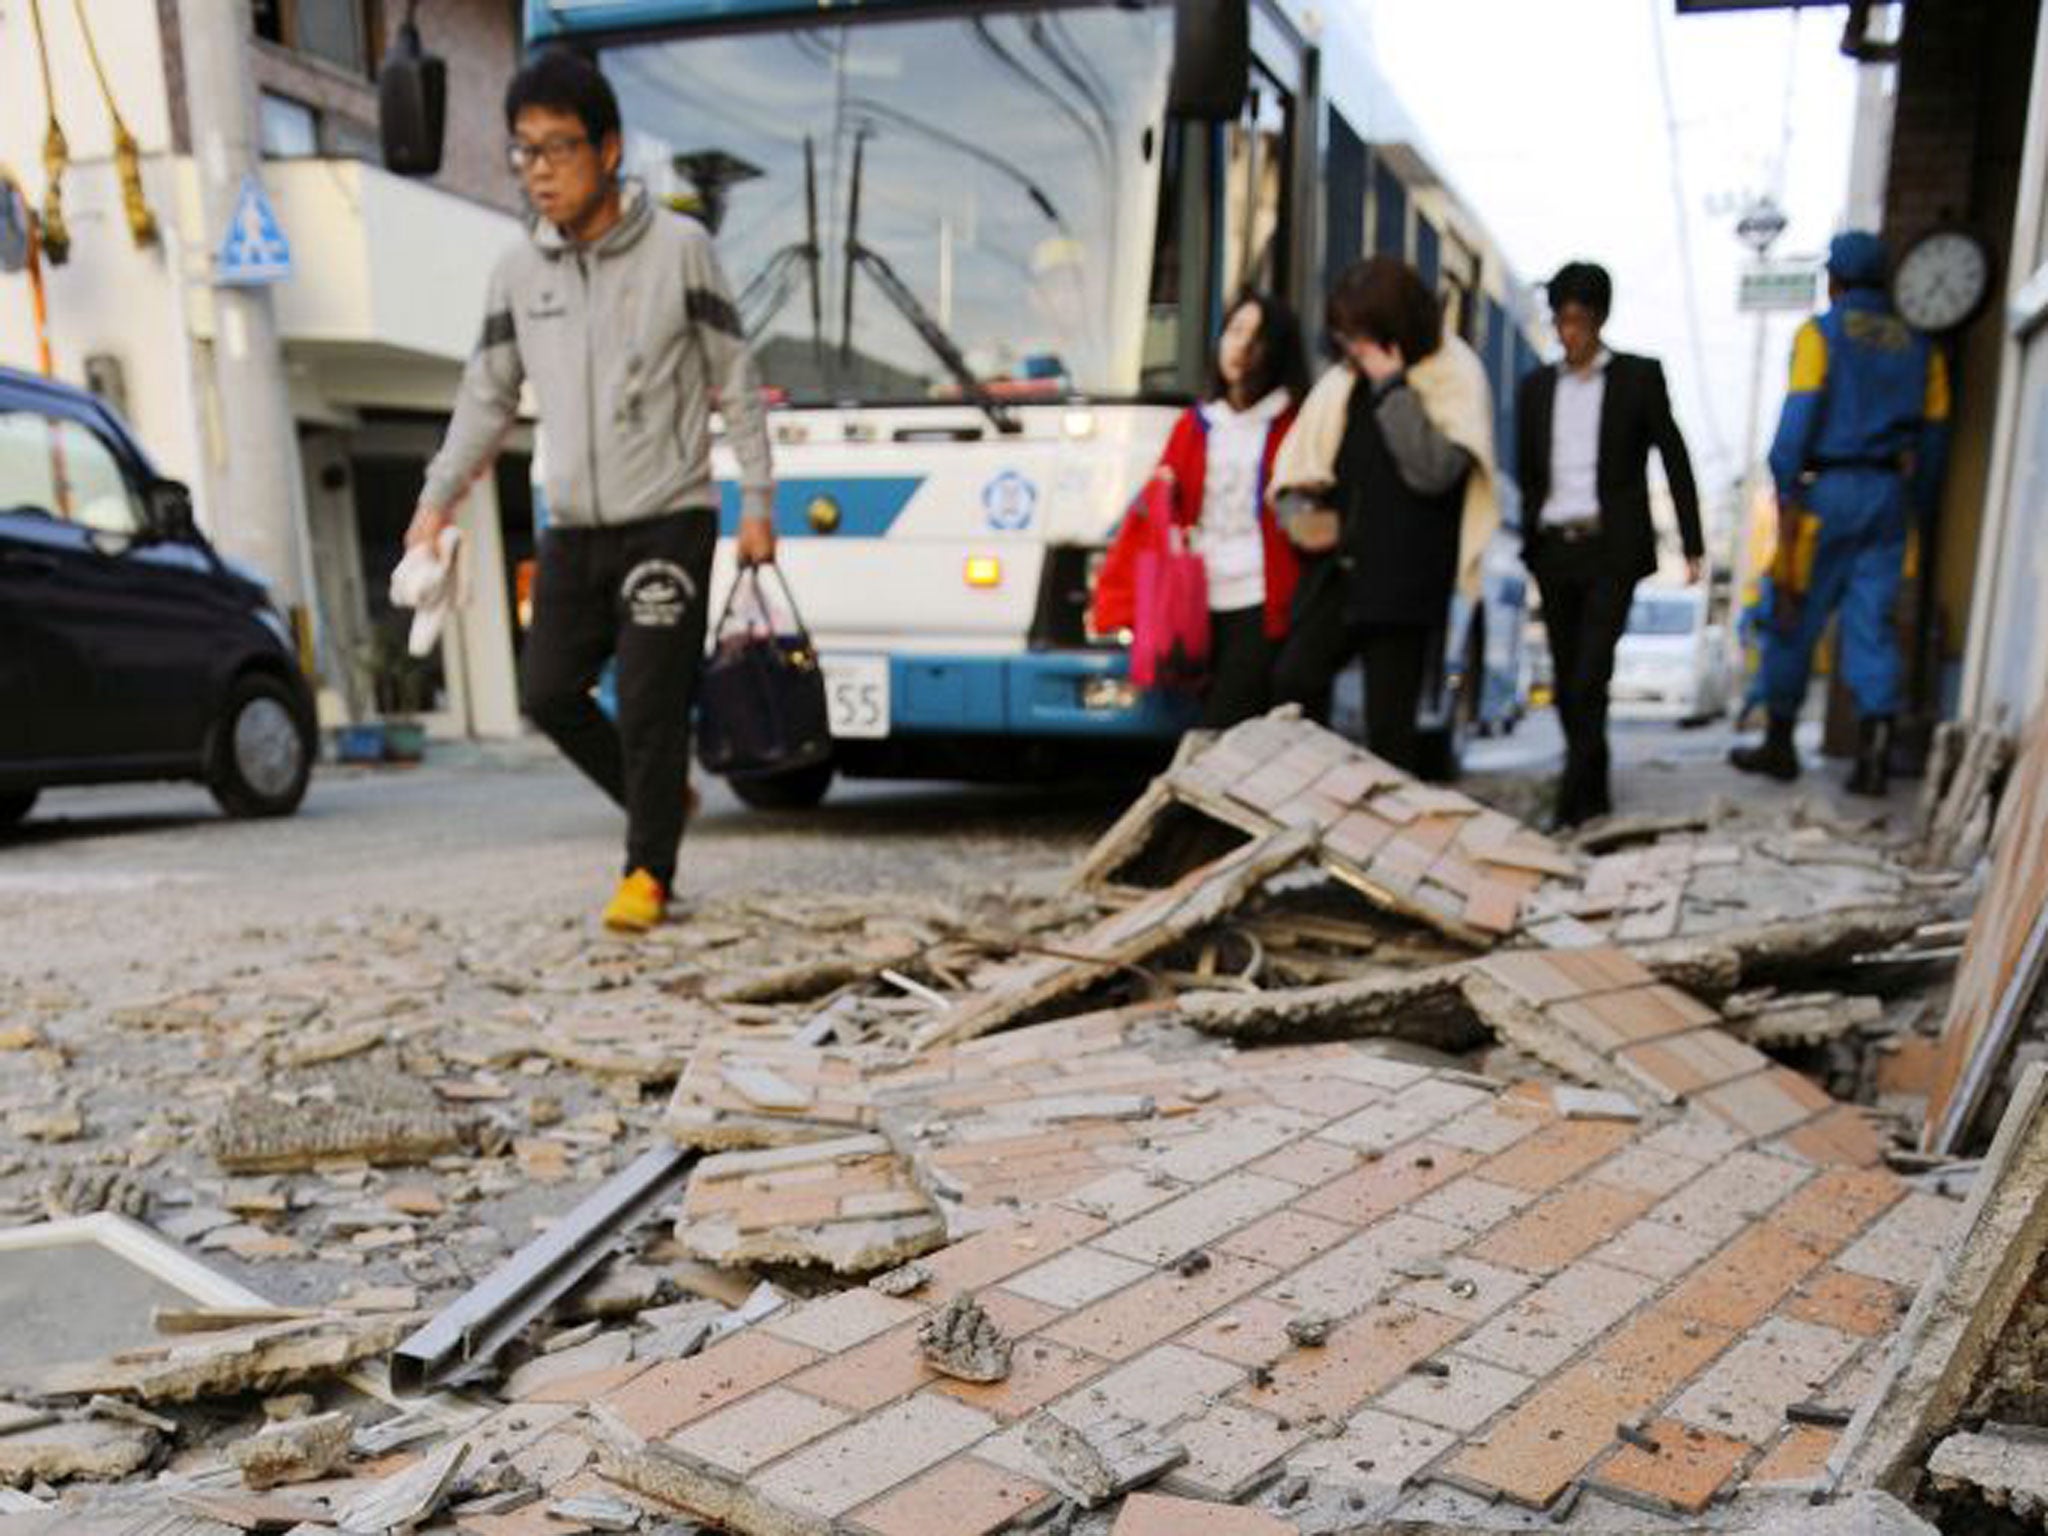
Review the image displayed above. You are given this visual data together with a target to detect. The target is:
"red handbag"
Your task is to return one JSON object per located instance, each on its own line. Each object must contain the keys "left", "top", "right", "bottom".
{"left": 1129, "top": 478, "right": 1211, "bottom": 691}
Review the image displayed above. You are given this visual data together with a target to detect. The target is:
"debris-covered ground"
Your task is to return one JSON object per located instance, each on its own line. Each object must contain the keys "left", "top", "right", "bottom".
{"left": 2, "top": 707, "right": 2042, "bottom": 1536}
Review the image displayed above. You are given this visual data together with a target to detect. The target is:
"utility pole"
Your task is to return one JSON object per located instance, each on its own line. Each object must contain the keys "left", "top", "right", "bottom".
{"left": 176, "top": 0, "right": 318, "bottom": 662}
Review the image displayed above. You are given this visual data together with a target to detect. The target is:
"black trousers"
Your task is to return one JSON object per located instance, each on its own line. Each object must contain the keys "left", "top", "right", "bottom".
{"left": 1530, "top": 533, "right": 1637, "bottom": 825}
{"left": 1200, "top": 606, "right": 1275, "bottom": 729}
{"left": 1272, "top": 565, "right": 1435, "bottom": 775}
{"left": 520, "top": 509, "right": 717, "bottom": 889}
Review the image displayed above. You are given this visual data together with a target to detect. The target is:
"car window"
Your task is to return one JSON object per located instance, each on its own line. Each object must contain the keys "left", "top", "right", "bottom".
{"left": 0, "top": 408, "right": 144, "bottom": 537}
{"left": 1626, "top": 595, "right": 1698, "bottom": 637}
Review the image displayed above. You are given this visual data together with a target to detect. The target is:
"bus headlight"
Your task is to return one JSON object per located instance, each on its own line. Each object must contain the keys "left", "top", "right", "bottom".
{"left": 1062, "top": 408, "right": 1097, "bottom": 440}
{"left": 1081, "top": 677, "right": 1140, "bottom": 712}
{"left": 965, "top": 555, "right": 1002, "bottom": 588}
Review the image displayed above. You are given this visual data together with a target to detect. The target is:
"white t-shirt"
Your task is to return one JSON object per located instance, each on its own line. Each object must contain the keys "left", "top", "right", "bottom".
{"left": 1192, "top": 390, "right": 1288, "bottom": 613}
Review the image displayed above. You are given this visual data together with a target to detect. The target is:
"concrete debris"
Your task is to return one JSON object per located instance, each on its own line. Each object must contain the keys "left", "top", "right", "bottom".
{"left": 28, "top": 1310, "right": 421, "bottom": 1404}
{"left": 332, "top": 1437, "right": 469, "bottom": 1534}
{"left": 676, "top": 1132, "right": 945, "bottom": 1274}
{"left": 1285, "top": 1312, "right": 1335, "bottom": 1348}
{"left": 227, "top": 1409, "right": 352, "bottom": 1489}
{"left": 0, "top": 1418, "right": 156, "bottom": 1488}
{"left": 208, "top": 1066, "right": 468, "bottom": 1172}
{"left": 1927, "top": 1425, "right": 2048, "bottom": 1524}
{"left": 870, "top": 1260, "right": 933, "bottom": 1297}
{"left": 1025, "top": 1412, "right": 1188, "bottom": 1506}
{"left": 917, "top": 1293, "right": 1012, "bottom": 1382}
{"left": 39, "top": 1165, "right": 148, "bottom": 1221}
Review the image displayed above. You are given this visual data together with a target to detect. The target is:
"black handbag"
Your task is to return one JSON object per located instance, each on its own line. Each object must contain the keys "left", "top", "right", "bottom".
{"left": 695, "top": 562, "right": 833, "bottom": 778}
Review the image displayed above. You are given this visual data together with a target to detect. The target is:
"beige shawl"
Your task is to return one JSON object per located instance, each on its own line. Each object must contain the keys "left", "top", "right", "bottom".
{"left": 1269, "top": 333, "right": 1500, "bottom": 600}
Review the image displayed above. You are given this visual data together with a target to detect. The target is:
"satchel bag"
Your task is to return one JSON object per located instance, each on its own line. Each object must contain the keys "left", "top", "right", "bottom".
{"left": 1129, "top": 479, "right": 1211, "bottom": 691}
{"left": 695, "top": 562, "right": 833, "bottom": 778}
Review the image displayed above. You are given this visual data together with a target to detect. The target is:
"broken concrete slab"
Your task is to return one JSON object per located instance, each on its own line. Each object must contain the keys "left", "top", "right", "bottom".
{"left": 1024, "top": 1413, "right": 1187, "bottom": 1507}
{"left": 28, "top": 1311, "right": 421, "bottom": 1404}
{"left": 676, "top": 1134, "right": 945, "bottom": 1276}
{"left": 0, "top": 1419, "right": 156, "bottom": 1488}
{"left": 1111, "top": 1490, "right": 1296, "bottom": 1534}
{"left": 208, "top": 1066, "right": 467, "bottom": 1173}
{"left": 1926, "top": 1424, "right": 2048, "bottom": 1523}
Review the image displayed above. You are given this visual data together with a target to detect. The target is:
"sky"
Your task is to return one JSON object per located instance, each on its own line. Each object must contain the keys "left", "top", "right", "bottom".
{"left": 1356, "top": 0, "right": 1871, "bottom": 510}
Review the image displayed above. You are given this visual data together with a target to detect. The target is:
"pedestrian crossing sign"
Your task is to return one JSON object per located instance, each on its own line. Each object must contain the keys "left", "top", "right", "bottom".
{"left": 216, "top": 175, "right": 292, "bottom": 286}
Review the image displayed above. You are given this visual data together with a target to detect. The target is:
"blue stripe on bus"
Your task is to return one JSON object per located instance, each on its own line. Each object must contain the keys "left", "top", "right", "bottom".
{"left": 716, "top": 477, "right": 923, "bottom": 538}
{"left": 889, "top": 653, "right": 1198, "bottom": 739}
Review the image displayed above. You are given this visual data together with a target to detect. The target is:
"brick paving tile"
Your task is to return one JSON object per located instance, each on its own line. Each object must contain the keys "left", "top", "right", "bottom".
{"left": 790, "top": 1324, "right": 936, "bottom": 1412}
{"left": 1058, "top": 1168, "right": 1190, "bottom": 1224}
{"left": 1476, "top": 951, "right": 1583, "bottom": 1007}
{"left": 749, "top": 1392, "right": 999, "bottom": 1522}
{"left": 1236, "top": 1130, "right": 1368, "bottom": 1187}
{"left": 1327, "top": 1055, "right": 1436, "bottom": 1092}
{"left": 1178, "top": 1297, "right": 1302, "bottom": 1368}
{"left": 1615, "top": 1030, "right": 1771, "bottom": 1100}
{"left": 1093, "top": 1172, "right": 1300, "bottom": 1265}
{"left": 1590, "top": 1217, "right": 1722, "bottom": 1282}
{"left": 1164, "top": 1403, "right": 1313, "bottom": 1500}
{"left": 1253, "top": 1077, "right": 1384, "bottom": 1123}
{"left": 1440, "top": 1367, "right": 1634, "bottom": 1509}
{"left": 1407, "top": 1177, "right": 1537, "bottom": 1235}
{"left": 763, "top": 1288, "right": 926, "bottom": 1354}
{"left": 1048, "top": 1342, "right": 1244, "bottom": 1431}
{"left": 1459, "top": 1261, "right": 1658, "bottom": 1377}
{"left": 927, "top": 1337, "right": 1108, "bottom": 1422}
{"left": 1287, "top": 1407, "right": 1455, "bottom": 1489}
{"left": 1110, "top": 1492, "right": 1296, "bottom": 1536}
{"left": 598, "top": 1333, "right": 819, "bottom": 1440}
{"left": 1767, "top": 1168, "right": 1905, "bottom": 1252}
{"left": 920, "top": 1208, "right": 1108, "bottom": 1296}
{"left": 1697, "top": 1068, "right": 1833, "bottom": 1140}
{"left": 1432, "top": 1105, "right": 1543, "bottom": 1155}
{"left": 1835, "top": 1192, "right": 1959, "bottom": 1287}
{"left": 1645, "top": 1151, "right": 1812, "bottom": 1247}
{"left": 1585, "top": 1307, "right": 1739, "bottom": 1403}
{"left": 1546, "top": 989, "right": 1704, "bottom": 1056}
{"left": 1589, "top": 1145, "right": 1707, "bottom": 1199}
{"left": 846, "top": 1456, "right": 1055, "bottom": 1536}
{"left": 1375, "top": 1354, "right": 1533, "bottom": 1432}
{"left": 1001, "top": 1246, "right": 1154, "bottom": 1311}
{"left": 1747, "top": 1424, "right": 1840, "bottom": 1486}
{"left": 1478, "top": 1120, "right": 1636, "bottom": 1194}
{"left": 1292, "top": 1141, "right": 1481, "bottom": 1226}
{"left": 519, "top": 1363, "right": 645, "bottom": 1405}
{"left": 1269, "top": 1215, "right": 1464, "bottom": 1316}
{"left": 1641, "top": 1118, "right": 1746, "bottom": 1164}
{"left": 1662, "top": 1223, "right": 1830, "bottom": 1333}
{"left": 1144, "top": 1108, "right": 1323, "bottom": 1185}
{"left": 1587, "top": 1418, "right": 1751, "bottom": 1514}
{"left": 1810, "top": 1346, "right": 1886, "bottom": 1418}
{"left": 1467, "top": 1181, "right": 1654, "bottom": 1276}
{"left": 1777, "top": 1104, "right": 1890, "bottom": 1169}
{"left": 1041, "top": 1253, "right": 1275, "bottom": 1361}
{"left": 1234, "top": 1304, "right": 1465, "bottom": 1424}
{"left": 1216, "top": 1208, "right": 1356, "bottom": 1270}
{"left": 664, "top": 1386, "right": 849, "bottom": 1477}
{"left": 1394, "top": 1256, "right": 1537, "bottom": 1326}
{"left": 1668, "top": 1316, "right": 1860, "bottom": 1442}
{"left": 1782, "top": 1268, "right": 1907, "bottom": 1337}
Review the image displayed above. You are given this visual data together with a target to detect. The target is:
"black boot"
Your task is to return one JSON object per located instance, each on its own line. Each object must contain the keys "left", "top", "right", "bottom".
{"left": 1730, "top": 715, "right": 1800, "bottom": 781}
{"left": 1845, "top": 716, "right": 1893, "bottom": 797}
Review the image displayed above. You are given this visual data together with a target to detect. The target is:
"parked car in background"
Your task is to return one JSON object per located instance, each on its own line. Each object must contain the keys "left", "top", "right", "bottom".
{"left": 1609, "top": 585, "right": 1732, "bottom": 726}
{"left": 0, "top": 367, "right": 317, "bottom": 825}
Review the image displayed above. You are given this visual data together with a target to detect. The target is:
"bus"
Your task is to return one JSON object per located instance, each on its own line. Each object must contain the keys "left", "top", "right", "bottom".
{"left": 497, "top": 0, "right": 1545, "bottom": 804}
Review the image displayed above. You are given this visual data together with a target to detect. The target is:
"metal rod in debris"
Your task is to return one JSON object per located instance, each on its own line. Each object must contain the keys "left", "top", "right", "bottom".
{"left": 389, "top": 1145, "right": 696, "bottom": 1394}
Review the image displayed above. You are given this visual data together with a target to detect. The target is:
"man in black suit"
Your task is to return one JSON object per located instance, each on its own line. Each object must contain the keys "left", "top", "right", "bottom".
{"left": 1517, "top": 262, "right": 1704, "bottom": 828}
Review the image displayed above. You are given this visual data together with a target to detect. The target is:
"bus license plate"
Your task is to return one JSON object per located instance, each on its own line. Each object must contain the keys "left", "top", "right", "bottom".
{"left": 822, "top": 655, "right": 889, "bottom": 739}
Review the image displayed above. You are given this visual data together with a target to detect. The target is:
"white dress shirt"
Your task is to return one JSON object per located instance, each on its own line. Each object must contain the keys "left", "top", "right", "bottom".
{"left": 1540, "top": 348, "right": 1611, "bottom": 528}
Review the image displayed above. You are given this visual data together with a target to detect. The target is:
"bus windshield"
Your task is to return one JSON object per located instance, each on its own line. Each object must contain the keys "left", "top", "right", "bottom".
{"left": 602, "top": 5, "right": 1174, "bottom": 406}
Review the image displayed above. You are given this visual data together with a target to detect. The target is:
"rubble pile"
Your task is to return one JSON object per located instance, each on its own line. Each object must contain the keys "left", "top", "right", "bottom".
{"left": 2, "top": 706, "right": 2043, "bottom": 1535}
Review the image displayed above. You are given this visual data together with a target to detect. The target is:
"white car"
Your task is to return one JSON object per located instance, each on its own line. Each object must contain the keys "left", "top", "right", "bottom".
{"left": 1610, "top": 587, "right": 1732, "bottom": 725}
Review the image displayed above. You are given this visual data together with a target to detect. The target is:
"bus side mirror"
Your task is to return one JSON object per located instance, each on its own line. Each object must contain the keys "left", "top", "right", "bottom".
{"left": 1168, "top": 0, "right": 1249, "bottom": 121}
{"left": 379, "top": 21, "right": 447, "bottom": 177}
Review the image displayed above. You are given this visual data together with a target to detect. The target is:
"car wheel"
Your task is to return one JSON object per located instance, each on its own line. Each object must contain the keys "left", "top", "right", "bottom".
{"left": 207, "top": 674, "right": 313, "bottom": 818}
{"left": 729, "top": 761, "right": 835, "bottom": 811}
{"left": 0, "top": 790, "right": 37, "bottom": 827}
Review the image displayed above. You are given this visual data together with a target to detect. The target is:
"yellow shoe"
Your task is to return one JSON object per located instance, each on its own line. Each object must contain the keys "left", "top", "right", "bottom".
{"left": 602, "top": 869, "right": 667, "bottom": 933}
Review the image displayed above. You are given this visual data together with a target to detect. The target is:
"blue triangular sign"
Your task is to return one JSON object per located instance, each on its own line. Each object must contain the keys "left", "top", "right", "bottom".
{"left": 216, "top": 175, "right": 292, "bottom": 286}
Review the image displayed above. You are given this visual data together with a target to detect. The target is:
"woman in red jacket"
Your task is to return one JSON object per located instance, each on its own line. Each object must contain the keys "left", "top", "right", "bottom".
{"left": 1089, "top": 291, "right": 1310, "bottom": 727}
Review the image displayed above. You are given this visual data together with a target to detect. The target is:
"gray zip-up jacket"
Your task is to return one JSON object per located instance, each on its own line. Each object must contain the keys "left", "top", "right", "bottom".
{"left": 421, "top": 179, "right": 773, "bottom": 527}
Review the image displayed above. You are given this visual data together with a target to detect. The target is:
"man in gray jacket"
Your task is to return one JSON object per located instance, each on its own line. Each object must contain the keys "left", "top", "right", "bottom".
{"left": 407, "top": 49, "right": 774, "bottom": 932}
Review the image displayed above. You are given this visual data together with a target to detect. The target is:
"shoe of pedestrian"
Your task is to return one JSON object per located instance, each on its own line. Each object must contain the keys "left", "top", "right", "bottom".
{"left": 1845, "top": 716, "right": 1893, "bottom": 798}
{"left": 602, "top": 869, "right": 668, "bottom": 933}
{"left": 1730, "top": 715, "right": 1801, "bottom": 782}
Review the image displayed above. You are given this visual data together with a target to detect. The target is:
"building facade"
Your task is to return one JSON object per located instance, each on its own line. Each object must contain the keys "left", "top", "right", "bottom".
{"left": 0, "top": 0, "right": 535, "bottom": 739}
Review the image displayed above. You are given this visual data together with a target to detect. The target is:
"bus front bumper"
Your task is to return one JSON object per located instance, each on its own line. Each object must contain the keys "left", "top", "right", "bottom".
{"left": 878, "top": 652, "right": 1195, "bottom": 739}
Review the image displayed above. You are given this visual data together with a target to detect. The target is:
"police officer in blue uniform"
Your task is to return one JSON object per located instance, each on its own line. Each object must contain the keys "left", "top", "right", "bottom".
{"left": 1730, "top": 231, "right": 1950, "bottom": 796}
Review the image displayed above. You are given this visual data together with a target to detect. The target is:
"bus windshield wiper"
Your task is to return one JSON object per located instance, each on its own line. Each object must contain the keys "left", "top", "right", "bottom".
{"left": 735, "top": 137, "right": 825, "bottom": 373}
{"left": 841, "top": 131, "right": 1021, "bottom": 436}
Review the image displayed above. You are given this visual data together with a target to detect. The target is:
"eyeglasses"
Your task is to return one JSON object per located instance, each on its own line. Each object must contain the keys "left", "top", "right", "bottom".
{"left": 506, "top": 134, "right": 591, "bottom": 174}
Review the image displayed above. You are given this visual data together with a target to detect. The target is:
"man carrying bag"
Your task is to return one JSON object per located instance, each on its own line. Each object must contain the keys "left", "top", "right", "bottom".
{"left": 406, "top": 49, "right": 775, "bottom": 932}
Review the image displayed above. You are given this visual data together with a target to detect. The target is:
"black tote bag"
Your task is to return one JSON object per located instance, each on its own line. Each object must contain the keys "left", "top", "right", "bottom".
{"left": 695, "top": 562, "right": 834, "bottom": 779}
